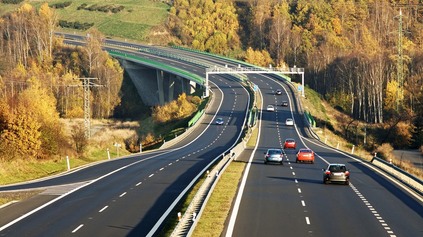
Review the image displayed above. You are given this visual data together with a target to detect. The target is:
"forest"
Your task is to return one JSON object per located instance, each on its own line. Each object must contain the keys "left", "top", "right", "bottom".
{"left": 168, "top": 0, "right": 423, "bottom": 149}
{"left": 0, "top": 0, "right": 422, "bottom": 164}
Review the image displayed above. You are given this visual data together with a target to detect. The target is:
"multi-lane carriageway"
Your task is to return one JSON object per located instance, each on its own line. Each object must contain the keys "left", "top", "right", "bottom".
{"left": 0, "top": 37, "right": 422, "bottom": 237}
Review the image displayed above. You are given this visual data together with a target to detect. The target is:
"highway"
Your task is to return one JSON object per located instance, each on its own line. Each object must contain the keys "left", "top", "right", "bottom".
{"left": 0, "top": 43, "right": 250, "bottom": 236}
{"left": 224, "top": 72, "right": 423, "bottom": 236}
{"left": 0, "top": 37, "right": 422, "bottom": 237}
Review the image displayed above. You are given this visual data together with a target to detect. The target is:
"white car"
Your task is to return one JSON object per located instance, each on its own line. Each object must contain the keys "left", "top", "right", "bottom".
{"left": 286, "top": 118, "right": 294, "bottom": 126}
{"left": 275, "top": 89, "right": 282, "bottom": 95}
{"left": 266, "top": 105, "right": 275, "bottom": 112}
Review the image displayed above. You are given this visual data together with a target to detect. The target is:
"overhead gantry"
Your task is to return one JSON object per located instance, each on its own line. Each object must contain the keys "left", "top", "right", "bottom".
{"left": 205, "top": 65, "right": 305, "bottom": 97}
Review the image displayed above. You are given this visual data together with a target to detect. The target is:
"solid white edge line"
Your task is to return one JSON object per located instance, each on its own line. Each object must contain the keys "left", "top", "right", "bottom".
{"left": 225, "top": 88, "right": 263, "bottom": 237}
{"left": 147, "top": 81, "right": 251, "bottom": 236}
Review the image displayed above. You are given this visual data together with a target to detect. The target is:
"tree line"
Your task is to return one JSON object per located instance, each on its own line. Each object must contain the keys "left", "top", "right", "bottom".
{"left": 169, "top": 0, "right": 423, "bottom": 148}
{"left": 0, "top": 3, "right": 124, "bottom": 160}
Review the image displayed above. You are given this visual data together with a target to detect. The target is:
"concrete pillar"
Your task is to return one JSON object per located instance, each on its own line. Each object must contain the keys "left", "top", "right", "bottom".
{"left": 156, "top": 70, "right": 165, "bottom": 105}
{"left": 168, "top": 75, "right": 175, "bottom": 101}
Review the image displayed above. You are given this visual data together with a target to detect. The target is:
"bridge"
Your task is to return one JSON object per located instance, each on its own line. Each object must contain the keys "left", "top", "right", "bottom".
{"left": 107, "top": 50, "right": 205, "bottom": 106}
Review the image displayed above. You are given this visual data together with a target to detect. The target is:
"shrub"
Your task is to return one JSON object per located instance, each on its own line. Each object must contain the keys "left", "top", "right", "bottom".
{"left": 50, "top": 2, "right": 72, "bottom": 9}
{"left": 376, "top": 143, "right": 394, "bottom": 161}
{"left": 2, "top": 0, "right": 24, "bottom": 4}
{"left": 71, "top": 123, "right": 88, "bottom": 156}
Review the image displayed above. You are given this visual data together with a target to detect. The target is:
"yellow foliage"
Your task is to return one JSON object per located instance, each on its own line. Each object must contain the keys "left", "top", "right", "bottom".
{"left": 143, "top": 133, "right": 156, "bottom": 145}
{"left": 384, "top": 80, "right": 401, "bottom": 111}
{"left": 39, "top": 3, "right": 53, "bottom": 20}
{"left": 152, "top": 93, "right": 197, "bottom": 123}
{"left": 244, "top": 47, "right": 274, "bottom": 67}
{"left": 65, "top": 107, "right": 84, "bottom": 119}
{"left": 18, "top": 3, "right": 34, "bottom": 13}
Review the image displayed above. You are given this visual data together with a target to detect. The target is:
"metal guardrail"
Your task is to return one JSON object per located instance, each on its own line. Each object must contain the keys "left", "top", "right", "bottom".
{"left": 371, "top": 157, "right": 423, "bottom": 195}
{"left": 170, "top": 127, "right": 252, "bottom": 237}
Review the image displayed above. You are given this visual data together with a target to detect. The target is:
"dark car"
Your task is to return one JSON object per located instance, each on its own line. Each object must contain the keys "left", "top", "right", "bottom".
{"left": 281, "top": 101, "right": 288, "bottom": 107}
{"left": 322, "top": 164, "right": 350, "bottom": 185}
{"left": 264, "top": 148, "right": 284, "bottom": 165}
{"left": 283, "top": 138, "right": 296, "bottom": 149}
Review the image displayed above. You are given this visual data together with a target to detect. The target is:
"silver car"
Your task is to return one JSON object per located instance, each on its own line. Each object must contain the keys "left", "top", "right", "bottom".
{"left": 264, "top": 148, "right": 284, "bottom": 165}
{"left": 322, "top": 164, "right": 350, "bottom": 185}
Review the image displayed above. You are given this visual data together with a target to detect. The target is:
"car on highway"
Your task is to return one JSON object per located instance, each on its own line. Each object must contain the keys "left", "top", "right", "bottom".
{"left": 267, "top": 105, "right": 275, "bottom": 112}
{"left": 286, "top": 118, "right": 294, "bottom": 126}
{"left": 275, "top": 89, "right": 282, "bottom": 95}
{"left": 215, "top": 117, "right": 224, "bottom": 125}
{"left": 283, "top": 138, "right": 296, "bottom": 149}
{"left": 281, "top": 101, "right": 288, "bottom": 107}
{"left": 296, "top": 148, "right": 315, "bottom": 163}
{"left": 264, "top": 148, "right": 284, "bottom": 165}
{"left": 322, "top": 163, "right": 350, "bottom": 185}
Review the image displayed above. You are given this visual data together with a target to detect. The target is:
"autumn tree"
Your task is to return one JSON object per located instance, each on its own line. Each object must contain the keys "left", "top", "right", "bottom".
{"left": 0, "top": 102, "right": 42, "bottom": 161}
{"left": 169, "top": 0, "right": 240, "bottom": 54}
{"left": 244, "top": 47, "right": 273, "bottom": 67}
{"left": 152, "top": 93, "right": 198, "bottom": 123}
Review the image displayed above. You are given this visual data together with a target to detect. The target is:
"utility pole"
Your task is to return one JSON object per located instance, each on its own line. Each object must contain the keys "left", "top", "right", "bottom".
{"left": 81, "top": 78, "right": 101, "bottom": 138}
{"left": 58, "top": 78, "right": 101, "bottom": 138}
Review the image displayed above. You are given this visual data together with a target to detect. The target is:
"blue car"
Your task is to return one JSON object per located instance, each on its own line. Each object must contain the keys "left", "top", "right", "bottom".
{"left": 215, "top": 117, "right": 224, "bottom": 125}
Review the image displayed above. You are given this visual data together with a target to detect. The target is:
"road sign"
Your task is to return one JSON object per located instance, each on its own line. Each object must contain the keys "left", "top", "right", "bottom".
{"left": 298, "top": 85, "right": 303, "bottom": 92}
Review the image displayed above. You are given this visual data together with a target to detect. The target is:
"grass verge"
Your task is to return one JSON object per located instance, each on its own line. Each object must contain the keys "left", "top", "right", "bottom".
{"left": 191, "top": 161, "right": 245, "bottom": 236}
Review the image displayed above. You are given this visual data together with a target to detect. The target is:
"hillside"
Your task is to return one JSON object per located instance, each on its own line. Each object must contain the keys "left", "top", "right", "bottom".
{"left": 0, "top": 0, "right": 171, "bottom": 43}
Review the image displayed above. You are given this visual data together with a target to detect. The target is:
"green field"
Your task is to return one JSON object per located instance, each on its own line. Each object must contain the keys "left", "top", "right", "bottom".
{"left": 0, "top": 0, "right": 170, "bottom": 42}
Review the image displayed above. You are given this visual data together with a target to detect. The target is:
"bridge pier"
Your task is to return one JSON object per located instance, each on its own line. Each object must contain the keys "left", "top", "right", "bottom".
{"left": 120, "top": 60, "right": 196, "bottom": 106}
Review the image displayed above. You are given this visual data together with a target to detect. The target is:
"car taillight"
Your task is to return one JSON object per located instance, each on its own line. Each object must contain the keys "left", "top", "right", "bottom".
{"left": 325, "top": 171, "right": 331, "bottom": 175}
{"left": 345, "top": 171, "right": 350, "bottom": 176}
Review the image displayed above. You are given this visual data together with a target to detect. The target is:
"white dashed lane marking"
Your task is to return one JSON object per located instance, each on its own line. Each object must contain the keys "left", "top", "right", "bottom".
{"left": 99, "top": 206, "right": 108, "bottom": 213}
{"left": 72, "top": 224, "right": 84, "bottom": 233}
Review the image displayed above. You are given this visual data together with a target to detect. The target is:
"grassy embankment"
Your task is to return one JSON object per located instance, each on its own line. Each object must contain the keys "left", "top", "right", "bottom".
{"left": 0, "top": 0, "right": 170, "bottom": 43}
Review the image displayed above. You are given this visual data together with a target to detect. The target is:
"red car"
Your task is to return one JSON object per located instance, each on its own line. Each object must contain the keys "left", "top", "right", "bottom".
{"left": 296, "top": 148, "right": 315, "bottom": 163}
{"left": 283, "top": 138, "right": 296, "bottom": 149}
